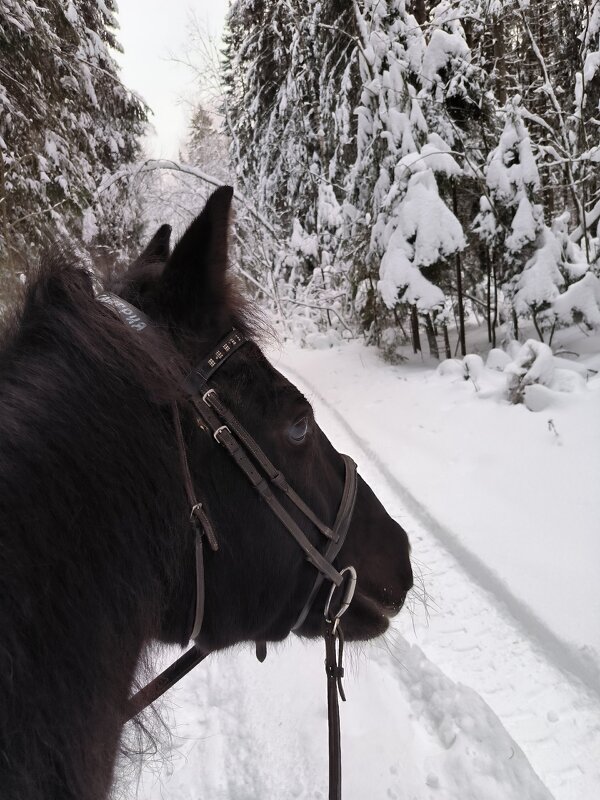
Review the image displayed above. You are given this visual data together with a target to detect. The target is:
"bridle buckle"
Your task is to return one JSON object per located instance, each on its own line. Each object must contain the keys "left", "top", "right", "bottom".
{"left": 213, "top": 424, "right": 230, "bottom": 443}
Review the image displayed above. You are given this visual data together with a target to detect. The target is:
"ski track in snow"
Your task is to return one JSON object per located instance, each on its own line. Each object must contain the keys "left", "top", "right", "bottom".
{"left": 132, "top": 354, "right": 600, "bottom": 800}
{"left": 281, "top": 360, "right": 600, "bottom": 800}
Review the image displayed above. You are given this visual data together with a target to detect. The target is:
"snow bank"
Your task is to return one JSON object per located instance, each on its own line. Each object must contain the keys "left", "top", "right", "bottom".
{"left": 437, "top": 339, "right": 591, "bottom": 410}
{"left": 377, "top": 639, "right": 553, "bottom": 800}
{"left": 133, "top": 633, "right": 553, "bottom": 800}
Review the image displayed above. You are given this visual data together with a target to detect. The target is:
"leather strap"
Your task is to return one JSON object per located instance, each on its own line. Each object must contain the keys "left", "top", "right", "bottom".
{"left": 203, "top": 389, "right": 337, "bottom": 541}
{"left": 292, "top": 455, "right": 357, "bottom": 630}
{"left": 191, "top": 392, "right": 349, "bottom": 587}
{"left": 325, "top": 620, "right": 346, "bottom": 800}
{"left": 171, "top": 403, "right": 218, "bottom": 641}
{"left": 126, "top": 643, "right": 209, "bottom": 721}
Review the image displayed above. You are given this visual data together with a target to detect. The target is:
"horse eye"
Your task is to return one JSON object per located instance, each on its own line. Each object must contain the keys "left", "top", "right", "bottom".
{"left": 288, "top": 416, "right": 309, "bottom": 443}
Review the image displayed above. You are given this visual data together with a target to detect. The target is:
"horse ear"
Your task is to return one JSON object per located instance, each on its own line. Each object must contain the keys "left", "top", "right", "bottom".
{"left": 111, "top": 224, "right": 172, "bottom": 304}
{"left": 159, "top": 186, "right": 234, "bottom": 324}
{"left": 136, "top": 224, "right": 171, "bottom": 266}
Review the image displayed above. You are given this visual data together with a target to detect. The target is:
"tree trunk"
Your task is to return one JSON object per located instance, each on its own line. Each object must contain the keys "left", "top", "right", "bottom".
{"left": 452, "top": 182, "right": 467, "bottom": 356}
{"left": 492, "top": 256, "right": 498, "bottom": 348}
{"left": 492, "top": 13, "right": 507, "bottom": 105}
{"left": 442, "top": 323, "right": 451, "bottom": 359}
{"left": 484, "top": 246, "right": 493, "bottom": 344}
{"left": 532, "top": 309, "right": 544, "bottom": 342}
{"left": 410, "top": 305, "right": 421, "bottom": 354}
{"left": 424, "top": 313, "right": 439, "bottom": 359}
{"left": 413, "top": 0, "right": 427, "bottom": 26}
{"left": 512, "top": 307, "right": 519, "bottom": 340}
{"left": 393, "top": 307, "right": 409, "bottom": 342}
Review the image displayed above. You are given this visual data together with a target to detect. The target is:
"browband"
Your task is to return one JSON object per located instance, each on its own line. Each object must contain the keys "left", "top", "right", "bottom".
{"left": 190, "top": 329, "right": 247, "bottom": 384}
{"left": 97, "top": 292, "right": 248, "bottom": 387}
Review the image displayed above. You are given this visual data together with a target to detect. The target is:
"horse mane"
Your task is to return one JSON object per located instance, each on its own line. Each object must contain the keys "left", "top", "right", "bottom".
{"left": 0, "top": 254, "right": 209, "bottom": 797}
{"left": 0, "top": 246, "right": 269, "bottom": 798}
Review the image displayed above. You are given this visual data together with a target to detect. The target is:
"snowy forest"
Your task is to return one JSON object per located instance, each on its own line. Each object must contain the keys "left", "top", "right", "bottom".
{"left": 2, "top": 1, "right": 600, "bottom": 362}
{"left": 222, "top": 0, "right": 600, "bottom": 358}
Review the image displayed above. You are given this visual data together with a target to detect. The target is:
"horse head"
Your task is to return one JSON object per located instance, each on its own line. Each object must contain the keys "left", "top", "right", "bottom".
{"left": 112, "top": 186, "right": 413, "bottom": 652}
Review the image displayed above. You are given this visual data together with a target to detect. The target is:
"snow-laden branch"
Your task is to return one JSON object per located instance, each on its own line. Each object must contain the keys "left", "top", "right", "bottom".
{"left": 97, "top": 159, "right": 277, "bottom": 238}
{"left": 570, "top": 199, "right": 600, "bottom": 242}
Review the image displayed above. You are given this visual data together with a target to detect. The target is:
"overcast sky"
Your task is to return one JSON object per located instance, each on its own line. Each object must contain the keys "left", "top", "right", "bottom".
{"left": 115, "top": 0, "right": 230, "bottom": 158}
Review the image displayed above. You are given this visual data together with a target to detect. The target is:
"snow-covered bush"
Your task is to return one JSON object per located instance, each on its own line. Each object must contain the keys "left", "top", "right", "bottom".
{"left": 505, "top": 341, "right": 555, "bottom": 404}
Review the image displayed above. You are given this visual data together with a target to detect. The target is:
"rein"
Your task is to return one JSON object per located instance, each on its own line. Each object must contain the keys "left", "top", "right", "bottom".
{"left": 97, "top": 292, "right": 358, "bottom": 799}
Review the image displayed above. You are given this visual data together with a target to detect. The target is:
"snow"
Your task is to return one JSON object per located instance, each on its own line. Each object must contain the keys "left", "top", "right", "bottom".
{"left": 421, "top": 29, "right": 470, "bottom": 88}
{"left": 275, "top": 339, "right": 600, "bottom": 680}
{"left": 505, "top": 195, "right": 539, "bottom": 251}
{"left": 486, "top": 103, "right": 540, "bottom": 203}
{"left": 378, "top": 170, "right": 465, "bottom": 311}
{"left": 583, "top": 50, "right": 600, "bottom": 84}
{"left": 379, "top": 243, "right": 445, "bottom": 311}
{"left": 505, "top": 339, "right": 555, "bottom": 396}
{"left": 486, "top": 348, "right": 512, "bottom": 371}
{"left": 513, "top": 227, "right": 564, "bottom": 316}
{"left": 552, "top": 271, "right": 600, "bottom": 327}
{"left": 131, "top": 639, "right": 552, "bottom": 800}
{"left": 419, "top": 134, "right": 462, "bottom": 176}
{"left": 129, "top": 338, "right": 600, "bottom": 800}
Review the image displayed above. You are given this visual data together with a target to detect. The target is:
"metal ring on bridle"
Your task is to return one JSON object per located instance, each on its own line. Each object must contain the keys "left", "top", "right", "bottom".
{"left": 324, "top": 566, "right": 357, "bottom": 622}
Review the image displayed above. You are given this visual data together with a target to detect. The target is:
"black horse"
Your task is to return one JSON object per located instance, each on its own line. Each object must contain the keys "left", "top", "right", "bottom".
{"left": 0, "top": 187, "right": 413, "bottom": 800}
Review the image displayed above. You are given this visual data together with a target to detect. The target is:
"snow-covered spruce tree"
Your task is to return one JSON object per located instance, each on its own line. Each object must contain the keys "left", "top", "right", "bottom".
{"left": 472, "top": 1, "right": 600, "bottom": 341}
{"left": 0, "top": 0, "right": 146, "bottom": 295}
{"left": 473, "top": 97, "right": 545, "bottom": 338}
{"left": 224, "top": 0, "right": 363, "bottom": 336}
{"left": 347, "top": 0, "right": 468, "bottom": 357}
{"left": 415, "top": 0, "right": 496, "bottom": 354}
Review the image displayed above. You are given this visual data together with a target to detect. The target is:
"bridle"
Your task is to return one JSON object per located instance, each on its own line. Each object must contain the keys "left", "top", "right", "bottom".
{"left": 97, "top": 293, "right": 359, "bottom": 799}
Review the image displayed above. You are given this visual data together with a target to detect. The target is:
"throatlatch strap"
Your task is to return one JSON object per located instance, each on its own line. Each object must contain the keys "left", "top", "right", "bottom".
{"left": 171, "top": 403, "right": 218, "bottom": 642}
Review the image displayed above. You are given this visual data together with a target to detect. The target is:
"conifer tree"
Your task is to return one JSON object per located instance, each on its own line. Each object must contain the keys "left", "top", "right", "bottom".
{"left": 0, "top": 0, "right": 146, "bottom": 292}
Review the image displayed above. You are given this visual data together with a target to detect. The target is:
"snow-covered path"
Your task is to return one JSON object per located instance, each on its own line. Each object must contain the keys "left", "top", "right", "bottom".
{"left": 283, "top": 358, "right": 600, "bottom": 800}
{"left": 133, "top": 346, "right": 600, "bottom": 800}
